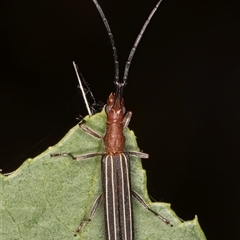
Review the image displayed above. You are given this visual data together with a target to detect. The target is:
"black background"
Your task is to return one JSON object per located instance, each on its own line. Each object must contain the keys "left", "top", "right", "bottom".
{"left": 1, "top": 0, "right": 239, "bottom": 239}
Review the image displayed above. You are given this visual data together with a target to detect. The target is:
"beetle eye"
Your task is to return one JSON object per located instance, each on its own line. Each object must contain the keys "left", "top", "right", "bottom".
{"left": 105, "top": 105, "right": 110, "bottom": 113}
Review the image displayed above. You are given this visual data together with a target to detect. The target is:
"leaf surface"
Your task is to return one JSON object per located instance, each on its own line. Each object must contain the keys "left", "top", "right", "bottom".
{"left": 0, "top": 110, "right": 206, "bottom": 239}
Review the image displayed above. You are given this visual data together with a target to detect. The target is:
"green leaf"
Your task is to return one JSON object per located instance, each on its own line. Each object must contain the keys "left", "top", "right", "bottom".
{"left": 0, "top": 109, "right": 206, "bottom": 239}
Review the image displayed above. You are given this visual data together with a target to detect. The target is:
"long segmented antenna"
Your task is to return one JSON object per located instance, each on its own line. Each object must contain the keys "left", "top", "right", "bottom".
{"left": 92, "top": 0, "right": 119, "bottom": 84}
{"left": 74, "top": 0, "right": 161, "bottom": 114}
{"left": 123, "top": 0, "right": 163, "bottom": 83}
{"left": 92, "top": 0, "right": 163, "bottom": 88}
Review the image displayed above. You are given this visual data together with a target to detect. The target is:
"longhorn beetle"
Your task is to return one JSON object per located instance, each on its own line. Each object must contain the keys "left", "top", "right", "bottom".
{"left": 52, "top": 0, "right": 172, "bottom": 239}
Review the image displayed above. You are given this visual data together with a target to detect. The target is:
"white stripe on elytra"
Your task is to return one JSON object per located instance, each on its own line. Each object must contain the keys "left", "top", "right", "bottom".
{"left": 111, "top": 155, "right": 117, "bottom": 240}
{"left": 106, "top": 155, "right": 117, "bottom": 240}
{"left": 119, "top": 154, "right": 127, "bottom": 239}
{"left": 105, "top": 156, "right": 111, "bottom": 240}
{"left": 124, "top": 154, "right": 132, "bottom": 240}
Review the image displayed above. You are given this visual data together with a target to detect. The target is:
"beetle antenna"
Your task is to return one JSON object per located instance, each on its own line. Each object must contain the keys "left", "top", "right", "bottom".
{"left": 123, "top": 0, "right": 163, "bottom": 83}
{"left": 92, "top": 0, "right": 119, "bottom": 85}
{"left": 92, "top": 0, "right": 163, "bottom": 102}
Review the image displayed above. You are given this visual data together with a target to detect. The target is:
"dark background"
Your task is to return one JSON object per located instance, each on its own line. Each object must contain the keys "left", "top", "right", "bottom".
{"left": 1, "top": 0, "right": 239, "bottom": 239}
